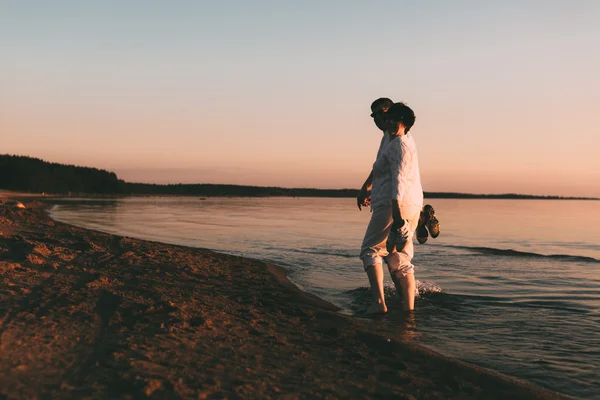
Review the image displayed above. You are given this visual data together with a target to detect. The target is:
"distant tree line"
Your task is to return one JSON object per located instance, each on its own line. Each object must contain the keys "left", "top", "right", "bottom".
{"left": 0, "top": 154, "right": 125, "bottom": 194}
{"left": 422, "top": 192, "right": 594, "bottom": 200}
{"left": 1, "top": 154, "right": 597, "bottom": 200}
{"left": 126, "top": 183, "right": 357, "bottom": 197}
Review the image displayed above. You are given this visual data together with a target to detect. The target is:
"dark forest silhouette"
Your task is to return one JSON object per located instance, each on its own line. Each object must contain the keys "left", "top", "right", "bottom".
{"left": 1, "top": 155, "right": 596, "bottom": 200}
{"left": 0, "top": 155, "right": 124, "bottom": 194}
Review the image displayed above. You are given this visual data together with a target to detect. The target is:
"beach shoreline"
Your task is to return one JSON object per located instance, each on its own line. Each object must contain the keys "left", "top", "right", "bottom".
{"left": 0, "top": 194, "right": 569, "bottom": 399}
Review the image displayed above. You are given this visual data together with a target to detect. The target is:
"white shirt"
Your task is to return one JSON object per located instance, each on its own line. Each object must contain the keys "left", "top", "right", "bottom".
{"left": 375, "top": 133, "right": 391, "bottom": 159}
{"left": 370, "top": 132, "right": 424, "bottom": 210}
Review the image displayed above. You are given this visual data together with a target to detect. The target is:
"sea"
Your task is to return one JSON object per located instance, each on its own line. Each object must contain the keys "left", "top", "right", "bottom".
{"left": 49, "top": 197, "right": 600, "bottom": 399}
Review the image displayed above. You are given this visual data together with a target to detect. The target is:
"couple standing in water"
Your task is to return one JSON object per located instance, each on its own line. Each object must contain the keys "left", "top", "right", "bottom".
{"left": 357, "top": 98, "right": 439, "bottom": 314}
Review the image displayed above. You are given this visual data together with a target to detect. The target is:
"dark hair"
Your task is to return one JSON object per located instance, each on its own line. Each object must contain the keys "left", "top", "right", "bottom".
{"left": 386, "top": 102, "right": 416, "bottom": 133}
{"left": 370, "top": 97, "right": 394, "bottom": 112}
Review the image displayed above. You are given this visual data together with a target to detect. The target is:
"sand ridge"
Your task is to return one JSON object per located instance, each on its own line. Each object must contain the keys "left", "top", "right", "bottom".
{"left": 0, "top": 197, "right": 569, "bottom": 399}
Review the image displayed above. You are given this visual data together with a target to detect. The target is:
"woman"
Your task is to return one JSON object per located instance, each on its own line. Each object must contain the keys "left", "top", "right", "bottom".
{"left": 359, "top": 102, "right": 423, "bottom": 313}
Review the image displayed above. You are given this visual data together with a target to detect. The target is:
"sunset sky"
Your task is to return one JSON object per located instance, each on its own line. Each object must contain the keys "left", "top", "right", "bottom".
{"left": 2, "top": 1, "right": 599, "bottom": 197}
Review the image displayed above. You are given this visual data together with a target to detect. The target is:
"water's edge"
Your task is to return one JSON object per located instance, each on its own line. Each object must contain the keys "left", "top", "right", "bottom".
{"left": 46, "top": 203, "right": 570, "bottom": 398}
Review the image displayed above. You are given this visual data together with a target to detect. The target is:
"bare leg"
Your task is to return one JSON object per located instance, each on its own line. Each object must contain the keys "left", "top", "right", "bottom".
{"left": 395, "top": 272, "right": 416, "bottom": 311}
{"left": 390, "top": 272, "right": 404, "bottom": 302}
{"left": 365, "top": 264, "right": 387, "bottom": 314}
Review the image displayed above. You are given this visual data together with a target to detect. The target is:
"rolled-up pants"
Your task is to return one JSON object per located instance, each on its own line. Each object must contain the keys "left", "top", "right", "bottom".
{"left": 359, "top": 204, "right": 421, "bottom": 277}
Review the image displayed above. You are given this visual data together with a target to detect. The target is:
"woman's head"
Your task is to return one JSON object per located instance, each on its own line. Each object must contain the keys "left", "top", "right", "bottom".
{"left": 384, "top": 102, "right": 416, "bottom": 135}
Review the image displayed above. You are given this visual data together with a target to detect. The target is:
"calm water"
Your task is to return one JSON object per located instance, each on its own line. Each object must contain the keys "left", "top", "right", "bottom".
{"left": 49, "top": 197, "right": 600, "bottom": 398}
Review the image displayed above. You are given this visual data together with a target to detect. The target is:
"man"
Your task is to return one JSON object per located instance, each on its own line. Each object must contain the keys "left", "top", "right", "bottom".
{"left": 356, "top": 97, "right": 394, "bottom": 211}
{"left": 358, "top": 101, "right": 423, "bottom": 313}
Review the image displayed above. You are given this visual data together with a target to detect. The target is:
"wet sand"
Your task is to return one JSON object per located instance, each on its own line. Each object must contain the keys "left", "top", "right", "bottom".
{"left": 0, "top": 195, "right": 568, "bottom": 399}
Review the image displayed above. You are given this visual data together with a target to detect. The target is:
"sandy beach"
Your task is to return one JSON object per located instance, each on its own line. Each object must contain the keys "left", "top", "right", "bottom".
{"left": 0, "top": 195, "right": 568, "bottom": 399}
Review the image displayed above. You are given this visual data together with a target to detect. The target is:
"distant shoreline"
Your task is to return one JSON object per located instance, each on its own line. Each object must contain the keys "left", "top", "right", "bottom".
{"left": 2, "top": 189, "right": 598, "bottom": 201}
{"left": 2, "top": 154, "right": 598, "bottom": 201}
{"left": 123, "top": 184, "right": 600, "bottom": 200}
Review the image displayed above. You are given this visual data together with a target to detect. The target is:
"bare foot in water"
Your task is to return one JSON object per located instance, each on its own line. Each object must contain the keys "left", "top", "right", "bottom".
{"left": 366, "top": 302, "right": 388, "bottom": 315}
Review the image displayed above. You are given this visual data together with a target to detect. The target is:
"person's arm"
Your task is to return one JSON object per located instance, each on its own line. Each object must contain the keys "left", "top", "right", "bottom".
{"left": 391, "top": 199, "right": 404, "bottom": 230}
{"left": 357, "top": 170, "right": 373, "bottom": 210}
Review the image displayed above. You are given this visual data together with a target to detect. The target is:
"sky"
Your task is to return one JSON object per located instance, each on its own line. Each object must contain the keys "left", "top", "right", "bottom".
{"left": 1, "top": 0, "right": 599, "bottom": 197}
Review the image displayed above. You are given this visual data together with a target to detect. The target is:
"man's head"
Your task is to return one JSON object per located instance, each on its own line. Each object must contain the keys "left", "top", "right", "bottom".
{"left": 370, "top": 97, "right": 393, "bottom": 131}
{"left": 384, "top": 102, "right": 416, "bottom": 135}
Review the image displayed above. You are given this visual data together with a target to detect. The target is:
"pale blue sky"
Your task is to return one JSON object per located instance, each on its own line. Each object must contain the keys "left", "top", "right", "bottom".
{"left": 2, "top": 1, "right": 599, "bottom": 196}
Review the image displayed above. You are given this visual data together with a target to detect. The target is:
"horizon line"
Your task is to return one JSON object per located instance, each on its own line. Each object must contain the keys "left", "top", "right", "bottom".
{"left": 125, "top": 182, "right": 600, "bottom": 201}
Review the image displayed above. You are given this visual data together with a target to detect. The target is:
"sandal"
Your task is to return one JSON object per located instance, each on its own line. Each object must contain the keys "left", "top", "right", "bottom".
{"left": 422, "top": 204, "right": 440, "bottom": 238}
{"left": 416, "top": 215, "right": 429, "bottom": 244}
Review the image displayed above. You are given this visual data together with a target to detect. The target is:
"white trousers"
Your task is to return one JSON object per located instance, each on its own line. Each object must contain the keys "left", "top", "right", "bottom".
{"left": 359, "top": 204, "right": 421, "bottom": 277}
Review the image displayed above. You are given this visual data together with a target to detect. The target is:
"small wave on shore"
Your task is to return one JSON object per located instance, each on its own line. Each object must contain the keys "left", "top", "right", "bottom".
{"left": 342, "top": 281, "right": 442, "bottom": 315}
{"left": 441, "top": 244, "right": 600, "bottom": 263}
{"left": 272, "top": 246, "right": 357, "bottom": 259}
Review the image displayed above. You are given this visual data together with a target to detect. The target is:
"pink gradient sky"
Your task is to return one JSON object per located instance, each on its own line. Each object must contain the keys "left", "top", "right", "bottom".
{"left": 2, "top": 1, "right": 599, "bottom": 197}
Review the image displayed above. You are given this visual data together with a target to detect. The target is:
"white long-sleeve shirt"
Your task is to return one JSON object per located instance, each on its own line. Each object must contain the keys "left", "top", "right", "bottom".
{"left": 370, "top": 132, "right": 424, "bottom": 210}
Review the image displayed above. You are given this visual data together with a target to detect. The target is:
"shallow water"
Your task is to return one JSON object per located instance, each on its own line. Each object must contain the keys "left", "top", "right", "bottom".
{"left": 50, "top": 197, "right": 600, "bottom": 398}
